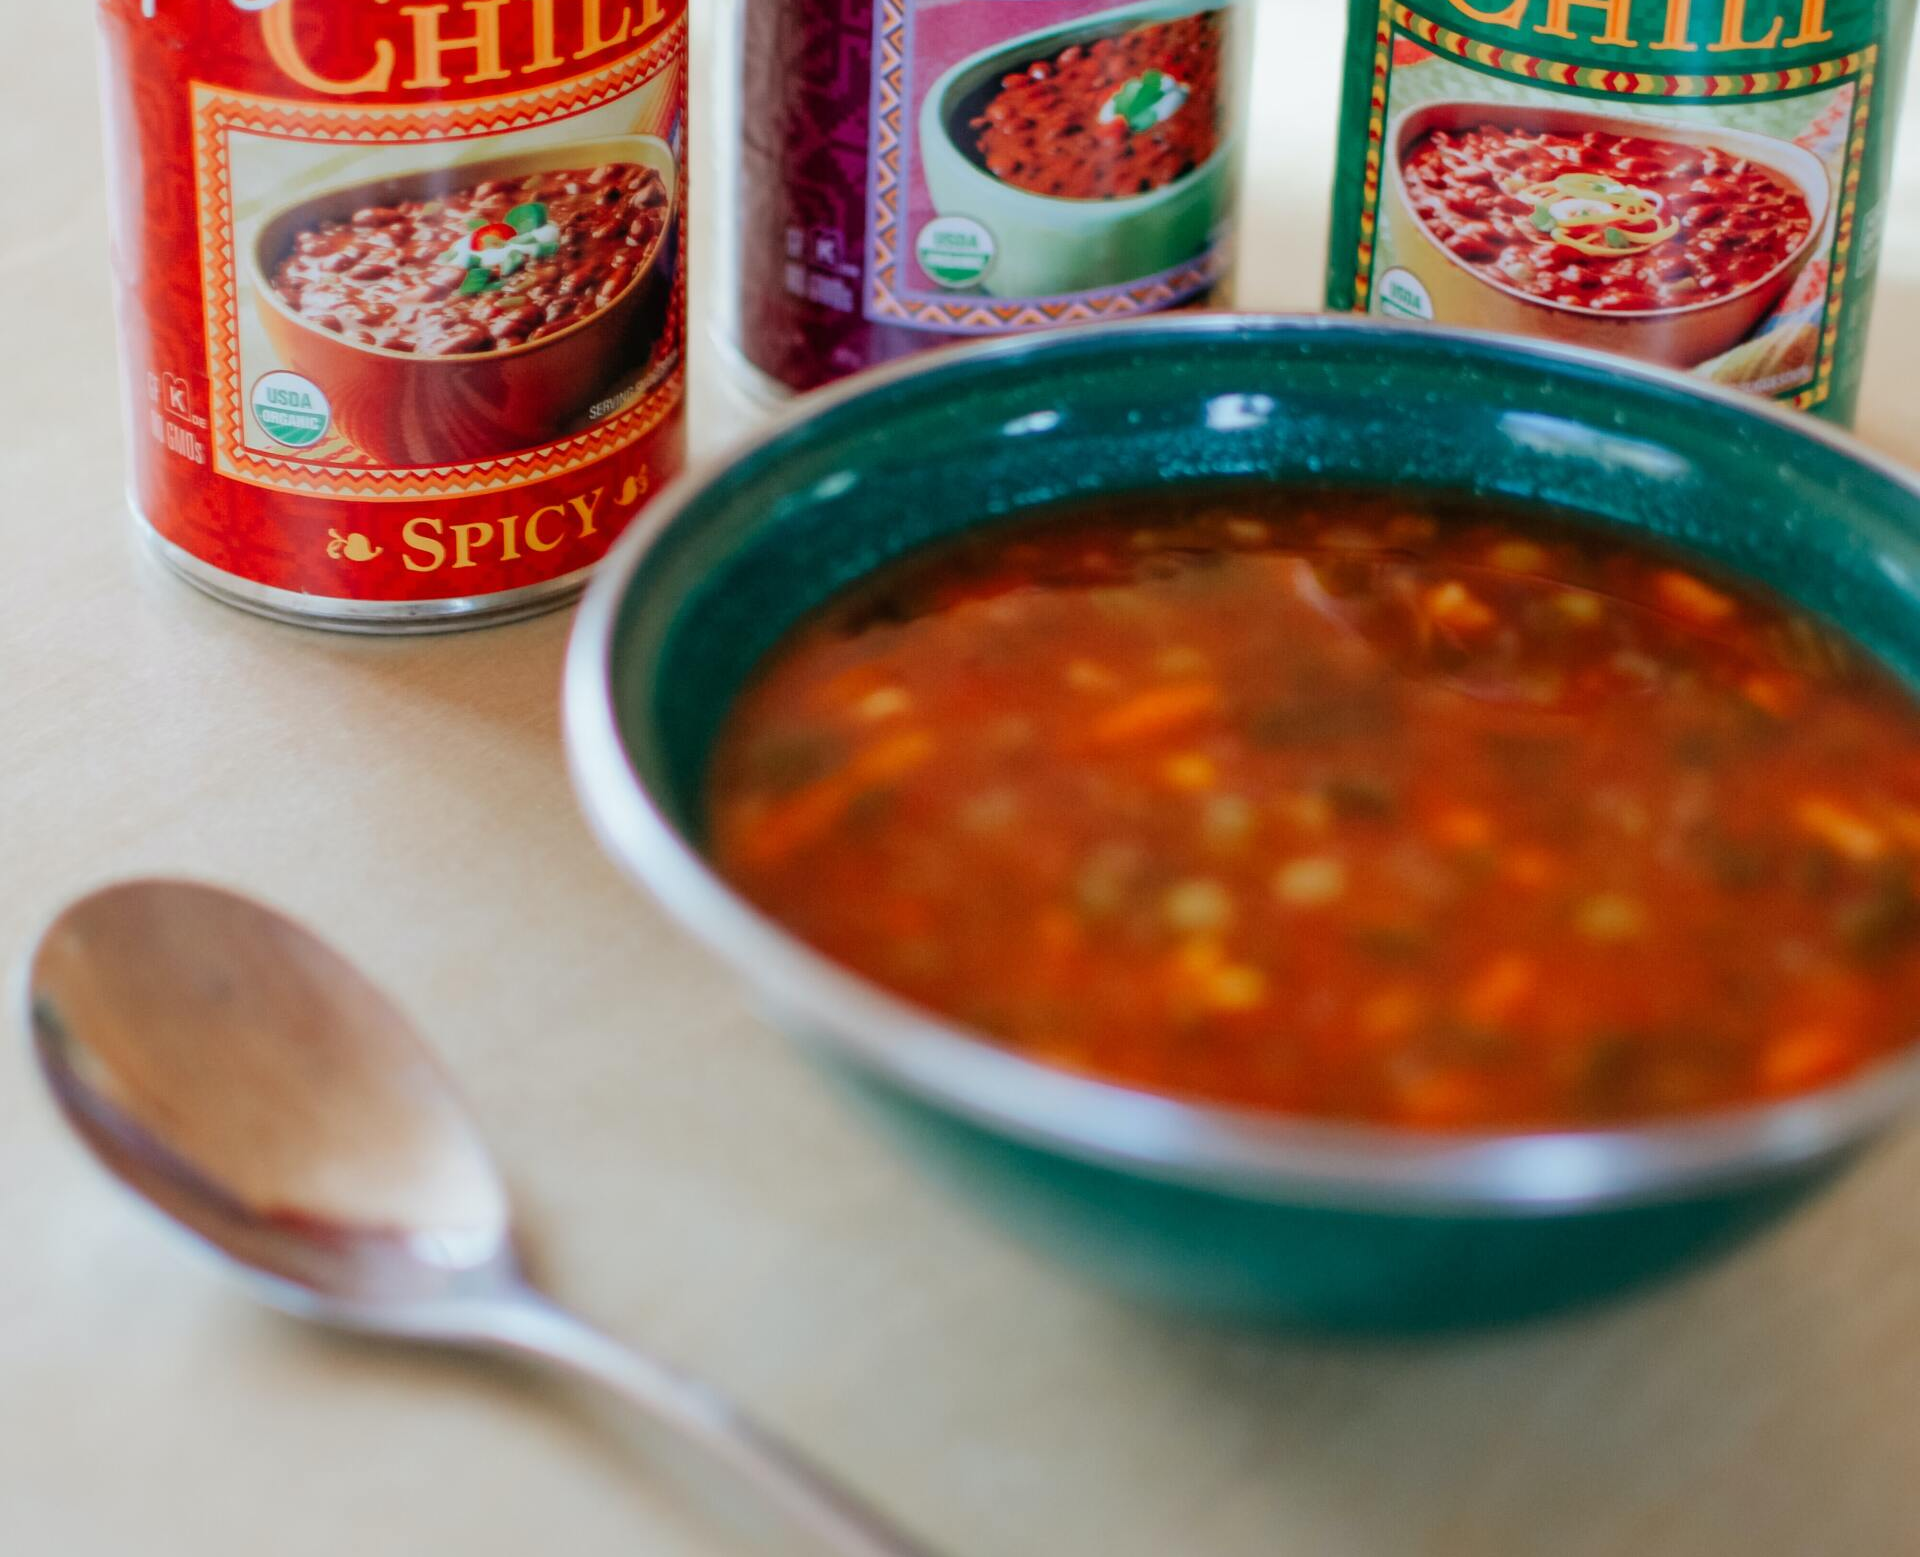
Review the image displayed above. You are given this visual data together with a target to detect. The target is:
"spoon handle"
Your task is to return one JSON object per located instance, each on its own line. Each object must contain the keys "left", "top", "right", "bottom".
{"left": 462, "top": 1291, "right": 946, "bottom": 1557}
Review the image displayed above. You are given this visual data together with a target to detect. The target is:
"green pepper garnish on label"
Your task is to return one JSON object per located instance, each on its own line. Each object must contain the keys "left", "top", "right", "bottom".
{"left": 505, "top": 201, "right": 549, "bottom": 235}
{"left": 1108, "top": 69, "right": 1178, "bottom": 134}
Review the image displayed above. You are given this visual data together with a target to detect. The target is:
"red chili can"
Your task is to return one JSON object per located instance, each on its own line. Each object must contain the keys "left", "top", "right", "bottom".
{"left": 95, "top": 0, "right": 688, "bottom": 631}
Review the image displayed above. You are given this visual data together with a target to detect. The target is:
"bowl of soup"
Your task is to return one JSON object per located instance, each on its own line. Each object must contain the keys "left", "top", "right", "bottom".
{"left": 916, "top": 1, "right": 1244, "bottom": 299}
{"left": 1378, "top": 103, "right": 1830, "bottom": 368}
{"left": 566, "top": 315, "right": 1920, "bottom": 1330}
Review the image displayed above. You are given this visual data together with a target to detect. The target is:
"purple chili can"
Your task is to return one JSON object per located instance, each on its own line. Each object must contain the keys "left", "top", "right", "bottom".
{"left": 719, "top": 0, "right": 1252, "bottom": 396}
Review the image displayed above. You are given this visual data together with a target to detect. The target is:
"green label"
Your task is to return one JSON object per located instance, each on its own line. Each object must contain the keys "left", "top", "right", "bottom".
{"left": 1324, "top": 0, "right": 1917, "bottom": 426}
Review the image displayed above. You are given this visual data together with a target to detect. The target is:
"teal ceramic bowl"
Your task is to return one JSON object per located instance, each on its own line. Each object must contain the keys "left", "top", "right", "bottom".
{"left": 566, "top": 316, "right": 1920, "bottom": 1332}
{"left": 917, "top": 0, "right": 1242, "bottom": 298}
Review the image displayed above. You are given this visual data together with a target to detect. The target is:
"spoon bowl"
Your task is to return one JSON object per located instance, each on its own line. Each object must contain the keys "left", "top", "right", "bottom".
{"left": 29, "top": 880, "right": 513, "bottom": 1320}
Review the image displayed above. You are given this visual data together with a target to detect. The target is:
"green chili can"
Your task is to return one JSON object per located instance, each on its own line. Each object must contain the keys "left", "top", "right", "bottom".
{"left": 1326, "top": 0, "right": 1916, "bottom": 424}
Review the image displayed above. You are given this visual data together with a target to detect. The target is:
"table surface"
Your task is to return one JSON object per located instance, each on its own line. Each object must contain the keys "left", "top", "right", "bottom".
{"left": 6, "top": 5, "right": 1920, "bottom": 1555}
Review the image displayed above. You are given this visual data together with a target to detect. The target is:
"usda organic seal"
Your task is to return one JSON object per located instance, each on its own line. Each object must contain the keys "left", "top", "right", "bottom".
{"left": 1375, "top": 267, "right": 1434, "bottom": 322}
{"left": 915, "top": 216, "right": 995, "bottom": 290}
{"left": 250, "top": 371, "right": 332, "bottom": 450}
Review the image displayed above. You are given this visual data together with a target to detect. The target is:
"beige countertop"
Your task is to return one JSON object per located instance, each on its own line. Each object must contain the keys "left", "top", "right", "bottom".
{"left": 5, "top": 5, "right": 1920, "bottom": 1555}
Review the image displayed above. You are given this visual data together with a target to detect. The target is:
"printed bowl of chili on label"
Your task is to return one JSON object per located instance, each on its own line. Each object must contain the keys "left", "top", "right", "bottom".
{"left": 252, "top": 135, "right": 677, "bottom": 467}
{"left": 915, "top": 2, "right": 1242, "bottom": 298}
{"left": 1382, "top": 103, "right": 1830, "bottom": 369}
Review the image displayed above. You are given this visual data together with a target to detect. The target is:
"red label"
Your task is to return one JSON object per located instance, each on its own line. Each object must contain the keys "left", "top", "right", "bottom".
{"left": 97, "top": 0, "right": 689, "bottom": 607}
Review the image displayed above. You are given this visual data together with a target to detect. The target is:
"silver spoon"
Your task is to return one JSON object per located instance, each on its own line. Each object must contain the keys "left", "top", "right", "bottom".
{"left": 24, "top": 878, "right": 942, "bottom": 1557}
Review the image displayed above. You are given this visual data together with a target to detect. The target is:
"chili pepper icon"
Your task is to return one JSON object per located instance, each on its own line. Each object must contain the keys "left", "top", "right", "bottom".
{"left": 326, "top": 530, "right": 384, "bottom": 562}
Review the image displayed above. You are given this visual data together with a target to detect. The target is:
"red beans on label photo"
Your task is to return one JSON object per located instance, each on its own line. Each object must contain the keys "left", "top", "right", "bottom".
{"left": 270, "top": 164, "right": 671, "bottom": 356}
{"left": 1402, "top": 125, "right": 1812, "bottom": 314}
{"left": 971, "top": 14, "right": 1224, "bottom": 201}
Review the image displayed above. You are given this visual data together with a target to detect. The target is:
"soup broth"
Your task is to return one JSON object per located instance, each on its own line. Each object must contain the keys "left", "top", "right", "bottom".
{"left": 708, "top": 492, "right": 1920, "bottom": 1130}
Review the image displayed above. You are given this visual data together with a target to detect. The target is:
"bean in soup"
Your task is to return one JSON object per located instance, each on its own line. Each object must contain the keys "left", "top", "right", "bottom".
{"left": 708, "top": 494, "right": 1920, "bottom": 1130}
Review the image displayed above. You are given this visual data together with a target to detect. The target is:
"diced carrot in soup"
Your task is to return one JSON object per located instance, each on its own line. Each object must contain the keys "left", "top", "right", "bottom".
{"left": 1084, "top": 681, "right": 1222, "bottom": 748}
{"left": 707, "top": 490, "right": 1920, "bottom": 1129}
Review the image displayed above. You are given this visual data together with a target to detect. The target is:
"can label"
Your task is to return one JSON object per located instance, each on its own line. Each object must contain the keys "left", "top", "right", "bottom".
{"left": 736, "top": 0, "right": 1248, "bottom": 392}
{"left": 98, "top": 0, "right": 688, "bottom": 612}
{"left": 1325, "top": 0, "right": 1916, "bottom": 423}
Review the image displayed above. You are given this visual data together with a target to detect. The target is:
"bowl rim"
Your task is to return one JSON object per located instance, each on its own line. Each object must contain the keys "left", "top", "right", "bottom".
{"left": 247, "top": 132, "right": 678, "bottom": 367}
{"left": 1384, "top": 99, "right": 1831, "bottom": 324}
{"left": 564, "top": 311, "right": 1920, "bottom": 1216}
{"left": 919, "top": 0, "right": 1238, "bottom": 217}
